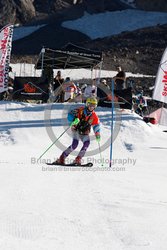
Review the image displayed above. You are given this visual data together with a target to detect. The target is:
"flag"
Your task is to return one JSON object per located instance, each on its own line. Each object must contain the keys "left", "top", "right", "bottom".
{"left": 153, "top": 47, "right": 167, "bottom": 104}
{"left": 0, "top": 24, "right": 13, "bottom": 93}
{"left": 159, "top": 107, "right": 167, "bottom": 126}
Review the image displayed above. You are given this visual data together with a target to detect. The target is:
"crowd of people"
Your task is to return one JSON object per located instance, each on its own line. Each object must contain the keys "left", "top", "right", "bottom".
{"left": 50, "top": 66, "right": 148, "bottom": 116}
{"left": 51, "top": 66, "right": 127, "bottom": 104}
{"left": 0, "top": 65, "right": 148, "bottom": 117}
{"left": 51, "top": 70, "right": 96, "bottom": 103}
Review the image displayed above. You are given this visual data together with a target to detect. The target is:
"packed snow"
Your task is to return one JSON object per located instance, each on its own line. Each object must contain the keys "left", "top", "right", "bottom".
{"left": 10, "top": 63, "right": 154, "bottom": 79}
{"left": 0, "top": 98, "right": 167, "bottom": 249}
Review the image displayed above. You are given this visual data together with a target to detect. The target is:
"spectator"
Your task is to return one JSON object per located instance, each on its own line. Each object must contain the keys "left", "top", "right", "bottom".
{"left": 80, "top": 83, "right": 87, "bottom": 93}
{"left": 113, "top": 66, "right": 126, "bottom": 90}
{"left": 54, "top": 71, "right": 64, "bottom": 90}
{"left": 97, "top": 79, "right": 111, "bottom": 107}
{"left": 83, "top": 78, "right": 97, "bottom": 101}
{"left": 74, "top": 83, "right": 82, "bottom": 102}
{"left": 63, "top": 77, "right": 77, "bottom": 102}
{"left": 101, "top": 79, "right": 110, "bottom": 89}
{"left": 54, "top": 70, "right": 64, "bottom": 102}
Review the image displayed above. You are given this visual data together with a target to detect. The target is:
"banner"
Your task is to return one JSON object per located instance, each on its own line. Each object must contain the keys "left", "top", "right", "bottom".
{"left": 159, "top": 107, "right": 167, "bottom": 126}
{"left": 13, "top": 77, "right": 49, "bottom": 101}
{"left": 153, "top": 47, "right": 167, "bottom": 104}
{"left": 0, "top": 24, "right": 13, "bottom": 93}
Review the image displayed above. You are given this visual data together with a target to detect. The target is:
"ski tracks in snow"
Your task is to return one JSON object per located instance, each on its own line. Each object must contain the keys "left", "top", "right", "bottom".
{"left": 0, "top": 212, "right": 45, "bottom": 240}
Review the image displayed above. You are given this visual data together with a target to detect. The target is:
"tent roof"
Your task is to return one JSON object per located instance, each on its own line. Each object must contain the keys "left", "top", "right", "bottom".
{"left": 35, "top": 43, "right": 103, "bottom": 70}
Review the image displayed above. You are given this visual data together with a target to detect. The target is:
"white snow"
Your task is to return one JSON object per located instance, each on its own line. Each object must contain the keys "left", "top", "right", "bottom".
{"left": 0, "top": 96, "right": 167, "bottom": 249}
{"left": 10, "top": 63, "right": 154, "bottom": 79}
{"left": 62, "top": 10, "right": 167, "bottom": 39}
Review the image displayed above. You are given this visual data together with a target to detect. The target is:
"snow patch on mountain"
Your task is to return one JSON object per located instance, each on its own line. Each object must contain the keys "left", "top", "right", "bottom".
{"left": 120, "top": 0, "right": 136, "bottom": 8}
{"left": 62, "top": 9, "right": 167, "bottom": 39}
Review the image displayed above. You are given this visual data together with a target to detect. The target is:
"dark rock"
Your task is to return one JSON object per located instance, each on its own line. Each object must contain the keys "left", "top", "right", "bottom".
{"left": 136, "top": 0, "right": 167, "bottom": 11}
{"left": 0, "top": 0, "right": 36, "bottom": 26}
{"left": 82, "top": 24, "right": 167, "bottom": 75}
{"left": 0, "top": 0, "right": 131, "bottom": 26}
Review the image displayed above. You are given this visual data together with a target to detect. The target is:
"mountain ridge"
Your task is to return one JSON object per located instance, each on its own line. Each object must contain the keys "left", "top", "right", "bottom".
{"left": 1, "top": 0, "right": 167, "bottom": 75}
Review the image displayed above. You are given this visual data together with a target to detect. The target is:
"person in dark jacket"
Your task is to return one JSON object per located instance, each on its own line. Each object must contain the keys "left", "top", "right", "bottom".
{"left": 97, "top": 79, "right": 111, "bottom": 107}
{"left": 113, "top": 66, "right": 126, "bottom": 90}
{"left": 54, "top": 71, "right": 64, "bottom": 102}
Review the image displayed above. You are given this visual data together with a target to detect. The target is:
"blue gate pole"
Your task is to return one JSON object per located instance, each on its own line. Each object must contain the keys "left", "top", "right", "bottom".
{"left": 109, "top": 79, "right": 115, "bottom": 167}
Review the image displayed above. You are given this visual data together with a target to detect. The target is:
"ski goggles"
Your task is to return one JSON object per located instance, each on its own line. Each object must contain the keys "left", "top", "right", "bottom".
{"left": 87, "top": 102, "right": 97, "bottom": 108}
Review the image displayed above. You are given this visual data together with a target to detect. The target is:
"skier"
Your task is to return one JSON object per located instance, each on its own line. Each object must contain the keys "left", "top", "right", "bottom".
{"left": 54, "top": 97, "right": 101, "bottom": 165}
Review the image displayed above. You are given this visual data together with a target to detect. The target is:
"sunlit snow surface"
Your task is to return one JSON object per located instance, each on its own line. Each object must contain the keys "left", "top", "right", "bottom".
{"left": 0, "top": 99, "right": 167, "bottom": 250}
{"left": 10, "top": 63, "right": 154, "bottom": 79}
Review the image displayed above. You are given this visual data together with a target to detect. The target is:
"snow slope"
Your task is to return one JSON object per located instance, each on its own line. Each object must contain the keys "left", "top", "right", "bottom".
{"left": 0, "top": 101, "right": 167, "bottom": 250}
{"left": 10, "top": 63, "right": 154, "bottom": 78}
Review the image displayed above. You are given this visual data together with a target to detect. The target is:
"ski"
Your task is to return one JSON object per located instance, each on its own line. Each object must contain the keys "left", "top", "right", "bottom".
{"left": 46, "top": 162, "right": 93, "bottom": 167}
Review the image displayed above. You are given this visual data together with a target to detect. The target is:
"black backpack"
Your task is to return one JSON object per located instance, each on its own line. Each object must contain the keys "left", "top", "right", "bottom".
{"left": 76, "top": 114, "right": 91, "bottom": 135}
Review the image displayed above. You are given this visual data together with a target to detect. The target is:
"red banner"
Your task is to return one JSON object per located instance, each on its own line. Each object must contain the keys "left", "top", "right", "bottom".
{"left": 153, "top": 47, "right": 167, "bottom": 104}
{"left": 0, "top": 24, "right": 13, "bottom": 93}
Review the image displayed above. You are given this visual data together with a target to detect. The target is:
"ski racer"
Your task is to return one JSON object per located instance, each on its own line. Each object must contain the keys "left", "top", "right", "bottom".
{"left": 54, "top": 97, "right": 101, "bottom": 165}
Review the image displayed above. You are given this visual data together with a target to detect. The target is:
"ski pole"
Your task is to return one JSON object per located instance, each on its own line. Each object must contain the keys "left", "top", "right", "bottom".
{"left": 109, "top": 79, "right": 115, "bottom": 167}
{"left": 37, "top": 126, "right": 70, "bottom": 162}
{"left": 98, "top": 141, "right": 103, "bottom": 166}
{"left": 37, "top": 118, "right": 80, "bottom": 162}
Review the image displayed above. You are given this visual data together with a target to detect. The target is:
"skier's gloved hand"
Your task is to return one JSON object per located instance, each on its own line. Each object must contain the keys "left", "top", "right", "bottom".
{"left": 70, "top": 118, "right": 80, "bottom": 127}
{"left": 96, "top": 134, "right": 101, "bottom": 143}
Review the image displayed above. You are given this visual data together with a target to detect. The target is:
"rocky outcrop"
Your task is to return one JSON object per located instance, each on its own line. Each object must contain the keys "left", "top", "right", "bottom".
{"left": 81, "top": 24, "right": 167, "bottom": 75}
{"left": 136, "top": 0, "right": 167, "bottom": 12}
{"left": 0, "top": 0, "right": 36, "bottom": 26}
{"left": 0, "top": 0, "right": 130, "bottom": 26}
{"left": 0, "top": 0, "right": 167, "bottom": 26}
{"left": 12, "top": 22, "right": 167, "bottom": 75}
{"left": 1, "top": 0, "right": 167, "bottom": 75}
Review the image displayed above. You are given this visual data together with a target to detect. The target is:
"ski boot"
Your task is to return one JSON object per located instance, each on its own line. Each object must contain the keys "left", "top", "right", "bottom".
{"left": 73, "top": 156, "right": 81, "bottom": 165}
{"left": 53, "top": 155, "right": 65, "bottom": 165}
